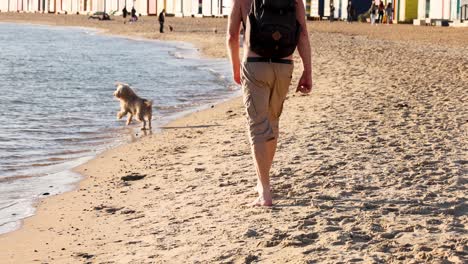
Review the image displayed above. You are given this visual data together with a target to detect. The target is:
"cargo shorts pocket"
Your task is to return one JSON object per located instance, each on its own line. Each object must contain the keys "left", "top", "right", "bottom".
{"left": 243, "top": 93, "right": 257, "bottom": 120}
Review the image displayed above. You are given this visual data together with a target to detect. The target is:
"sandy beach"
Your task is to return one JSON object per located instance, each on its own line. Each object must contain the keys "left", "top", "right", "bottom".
{"left": 0, "top": 13, "right": 467, "bottom": 263}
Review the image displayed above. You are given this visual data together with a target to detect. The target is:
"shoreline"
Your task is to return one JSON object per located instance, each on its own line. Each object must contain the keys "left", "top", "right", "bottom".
{"left": 0, "top": 13, "right": 466, "bottom": 263}
{"left": 0, "top": 20, "right": 240, "bottom": 236}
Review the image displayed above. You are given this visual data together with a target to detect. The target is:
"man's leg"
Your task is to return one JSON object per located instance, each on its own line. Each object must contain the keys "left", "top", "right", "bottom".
{"left": 251, "top": 138, "right": 277, "bottom": 206}
{"left": 250, "top": 62, "right": 293, "bottom": 206}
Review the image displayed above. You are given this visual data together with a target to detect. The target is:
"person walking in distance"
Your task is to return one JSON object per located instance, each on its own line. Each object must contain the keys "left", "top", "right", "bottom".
{"left": 329, "top": 2, "right": 335, "bottom": 22}
{"left": 158, "top": 9, "right": 165, "bottom": 33}
{"left": 226, "top": 0, "right": 312, "bottom": 206}
{"left": 378, "top": 1, "right": 384, "bottom": 23}
{"left": 122, "top": 6, "right": 128, "bottom": 22}
{"left": 386, "top": 2, "right": 393, "bottom": 24}
{"left": 131, "top": 6, "right": 138, "bottom": 22}
{"left": 370, "top": 1, "right": 377, "bottom": 25}
{"left": 347, "top": 1, "right": 353, "bottom": 23}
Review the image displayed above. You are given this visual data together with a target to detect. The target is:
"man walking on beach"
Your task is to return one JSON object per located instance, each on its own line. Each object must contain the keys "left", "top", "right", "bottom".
{"left": 158, "top": 9, "right": 165, "bottom": 33}
{"left": 227, "top": 0, "right": 312, "bottom": 206}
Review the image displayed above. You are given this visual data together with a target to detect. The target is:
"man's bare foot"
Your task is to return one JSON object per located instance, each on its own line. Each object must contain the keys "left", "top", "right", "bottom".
{"left": 250, "top": 197, "right": 273, "bottom": 207}
{"left": 254, "top": 182, "right": 261, "bottom": 192}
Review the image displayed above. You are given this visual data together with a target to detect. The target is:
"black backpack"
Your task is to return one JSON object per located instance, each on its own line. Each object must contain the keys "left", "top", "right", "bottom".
{"left": 245, "top": 0, "right": 300, "bottom": 59}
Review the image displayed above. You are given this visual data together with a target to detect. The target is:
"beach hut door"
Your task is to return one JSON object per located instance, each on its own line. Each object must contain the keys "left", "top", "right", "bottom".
{"left": 148, "top": 0, "right": 157, "bottom": 15}
{"left": 425, "top": 0, "right": 430, "bottom": 18}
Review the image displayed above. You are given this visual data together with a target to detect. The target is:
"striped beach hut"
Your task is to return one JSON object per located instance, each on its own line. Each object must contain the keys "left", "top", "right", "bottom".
{"left": 85, "top": 0, "right": 133, "bottom": 14}
{"left": 306, "top": 0, "right": 371, "bottom": 20}
{"left": 417, "top": 0, "right": 467, "bottom": 20}
{"left": 165, "top": 0, "right": 186, "bottom": 16}
{"left": 163, "top": 0, "right": 230, "bottom": 17}
{"left": 462, "top": 0, "right": 468, "bottom": 20}
{"left": 17, "top": 0, "right": 30, "bottom": 12}
{"left": 327, "top": 0, "right": 346, "bottom": 19}
{"left": 147, "top": 0, "right": 166, "bottom": 16}
{"left": 3, "top": 0, "right": 18, "bottom": 12}
{"left": 307, "top": 0, "right": 325, "bottom": 17}
{"left": 58, "top": 0, "right": 80, "bottom": 13}
{"left": 454, "top": 0, "right": 468, "bottom": 20}
{"left": 0, "top": 0, "right": 53, "bottom": 12}
{"left": 0, "top": 0, "right": 8, "bottom": 11}
{"left": 202, "top": 0, "right": 225, "bottom": 16}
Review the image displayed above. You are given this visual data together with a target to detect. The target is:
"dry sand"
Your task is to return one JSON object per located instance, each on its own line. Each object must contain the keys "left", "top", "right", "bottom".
{"left": 0, "top": 13, "right": 467, "bottom": 263}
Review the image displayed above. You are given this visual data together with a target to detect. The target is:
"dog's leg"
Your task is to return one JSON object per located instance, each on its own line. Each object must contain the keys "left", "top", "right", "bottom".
{"left": 141, "top": 120, "right": 147, "bottom": 131}
{"left": 147, "top": 113, "right": 152, "bottom": 130}
{"left": 117, "top": 110, "right": 127, "bottom": 119}
{"left": 126, "top": 114, "right": 133, "bottom": 125}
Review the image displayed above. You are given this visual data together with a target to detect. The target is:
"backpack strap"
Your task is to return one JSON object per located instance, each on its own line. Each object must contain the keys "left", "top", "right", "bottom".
{"left": 240, "top": 3, "right": 245, "bottom": 31}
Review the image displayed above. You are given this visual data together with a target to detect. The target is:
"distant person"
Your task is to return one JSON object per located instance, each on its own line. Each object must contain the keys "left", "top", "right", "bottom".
{"left": 378, "top": 1, "right": 384, "bottom": 23}
{"left": 158, "top": 9, "right": 165, "bottom": 33}
{"left": 131, "top": 6, "right": 138, "bottom": 22}
{"left": 386, "top": 3, "right": 393, "bottom": 24}
{"left": 330, "top": 3, "right": 335, "bottom": 22}
{"left": 370, "top": 2, "right": 377, "bottom": 25}
{"left": 122, "top": 6, "right": 128, "bottom": 19}
{"left": 347, "top": 1, "right": 353, "bottom": 23}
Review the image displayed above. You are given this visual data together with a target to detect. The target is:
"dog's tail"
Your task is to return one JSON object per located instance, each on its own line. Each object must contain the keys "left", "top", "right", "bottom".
{"left": 144, "top": 100, "right": 153, "bottom": 108}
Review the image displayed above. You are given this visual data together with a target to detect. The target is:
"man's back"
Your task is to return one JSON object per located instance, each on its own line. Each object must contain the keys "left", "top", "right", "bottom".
{"left": 232, "top": 0, "right": 300, "bottom": 60}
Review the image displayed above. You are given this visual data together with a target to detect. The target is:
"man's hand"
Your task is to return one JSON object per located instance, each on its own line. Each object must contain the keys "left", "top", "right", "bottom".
{"left": 296, "top": 71, "right": 312, "bottom": 94}
{"left": 233, "top": 66, "right": 241, "bottom": 85}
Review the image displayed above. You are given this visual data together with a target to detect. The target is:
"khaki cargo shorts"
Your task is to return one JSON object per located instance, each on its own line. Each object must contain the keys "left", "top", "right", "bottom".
{"left": 241, "top": 60, "right": 294, "bottom": 145}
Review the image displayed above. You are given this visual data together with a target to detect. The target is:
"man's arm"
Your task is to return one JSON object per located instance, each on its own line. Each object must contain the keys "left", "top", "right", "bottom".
{"left": 295, "top": 0, "right": 313, "bottom": 93}
{"left": 226, "top": 0, "right": 242, "bottom": 85}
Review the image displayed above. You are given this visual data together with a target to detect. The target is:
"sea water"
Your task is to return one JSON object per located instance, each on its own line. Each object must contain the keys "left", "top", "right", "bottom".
{"left": 0, "top": 22, "right": 237, "bottom": 234}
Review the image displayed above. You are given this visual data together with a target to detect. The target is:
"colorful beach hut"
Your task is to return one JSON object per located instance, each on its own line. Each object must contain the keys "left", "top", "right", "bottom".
{"left": 307, "top": 0, "right": 325, "bottom": 18}
{"left": 393, "top": 0, "right": 419, "bottom": 23}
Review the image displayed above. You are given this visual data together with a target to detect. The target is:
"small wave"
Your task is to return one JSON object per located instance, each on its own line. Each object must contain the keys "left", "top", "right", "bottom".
{"left": 47, "top": 157, "right": 73, "bottom": 162}
{"left": 0, "top": 201, "right": 20, "bottom": 211}
{"left": 155, "top": 103, "right": 196, "bottom": 111}
{"left": 50, "top": 149, "right": 89, "bottom": 156}
{"left": 52, "top": 134, "right": 112, "bottom": 143}
{"left": 31, "top": 162, "right": 60, "bottom": 167}
{"left": 9, "top": 99, "right": 40, "bottom": 105}
{"left": 168, "top": 51, "right": 184, "bottom": 59}
{"left": 0, "top": 174, "right": 36, "bottom": 184}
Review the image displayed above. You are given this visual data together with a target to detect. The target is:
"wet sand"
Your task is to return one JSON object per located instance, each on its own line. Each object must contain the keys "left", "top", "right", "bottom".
{"left": 0, "top": 13, "right": 467, "bottom": 263}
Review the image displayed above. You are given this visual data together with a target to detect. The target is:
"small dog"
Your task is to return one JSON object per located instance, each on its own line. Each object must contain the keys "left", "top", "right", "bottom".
{"left": 113, "top": 82, "right": 152, "bottom": 130}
